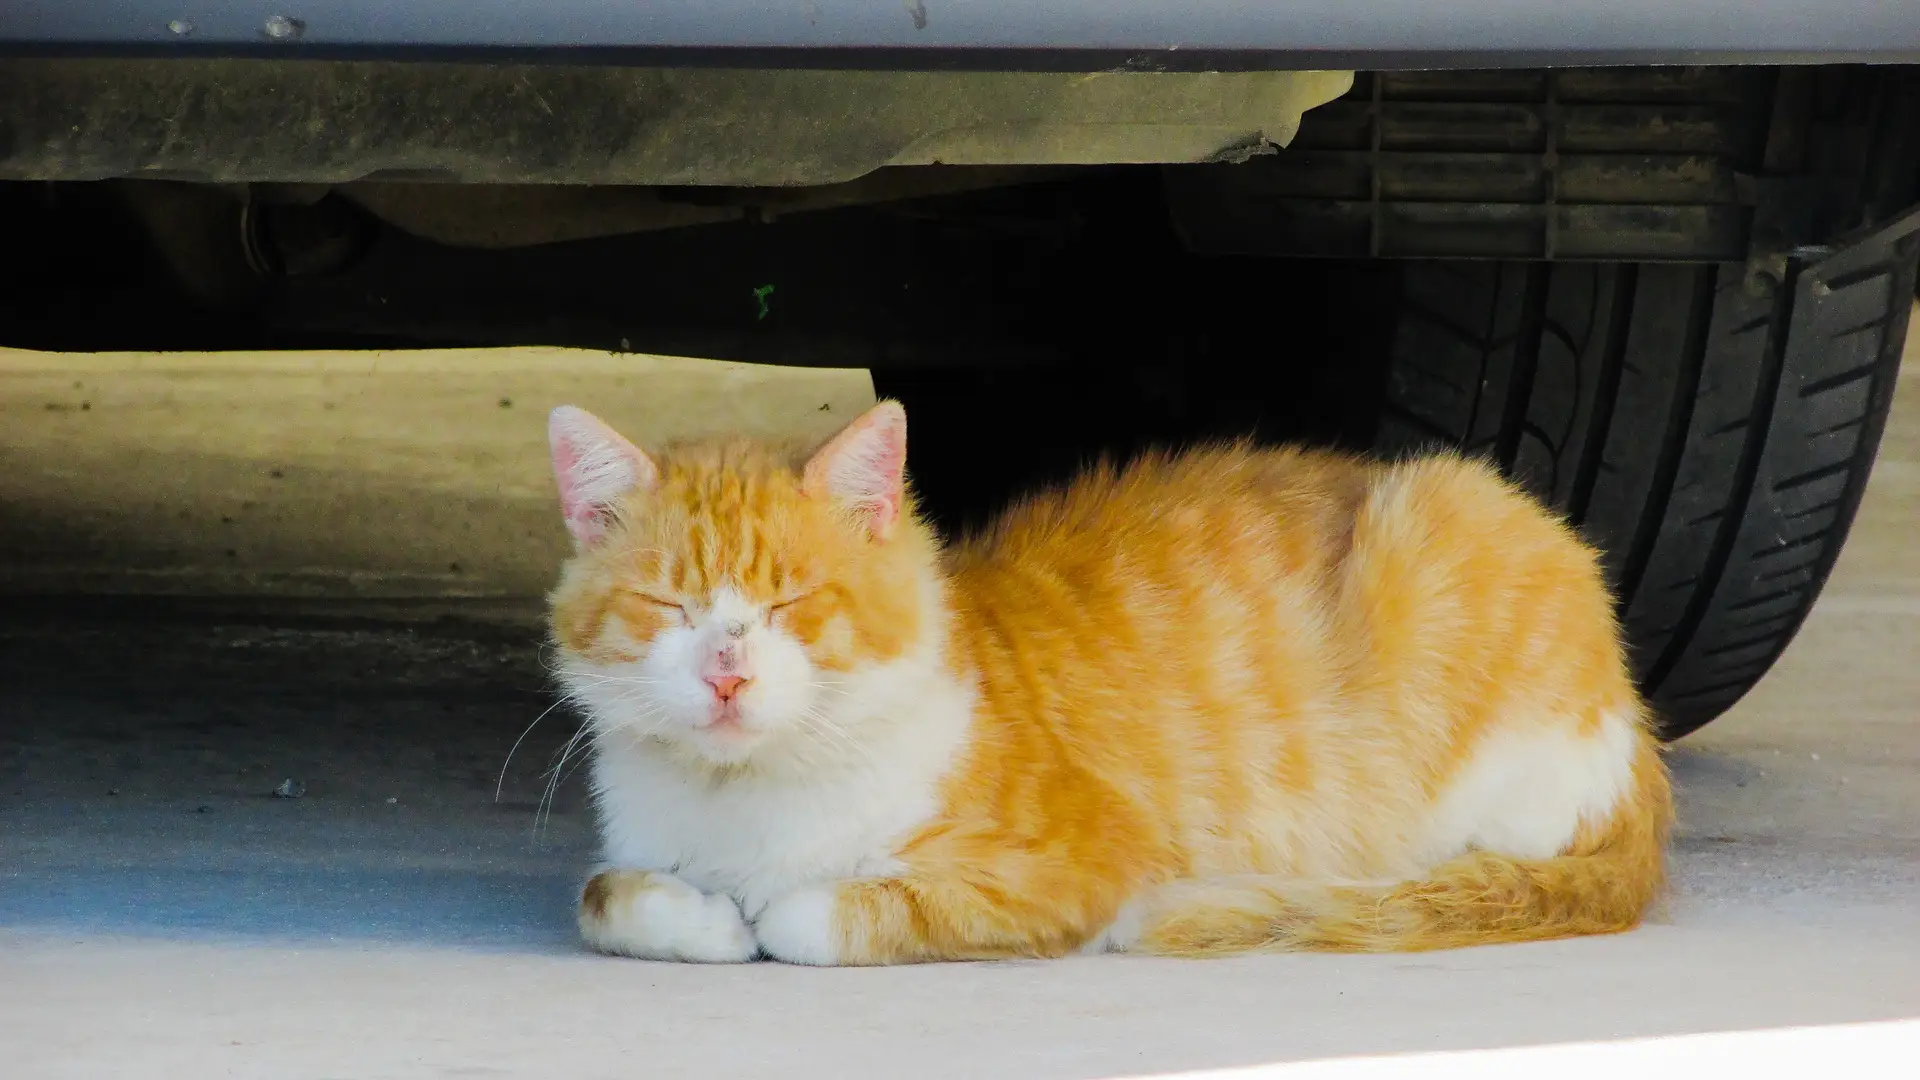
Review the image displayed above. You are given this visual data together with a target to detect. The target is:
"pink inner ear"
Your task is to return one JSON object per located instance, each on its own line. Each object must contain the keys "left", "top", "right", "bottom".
{"left": 803, "top": 401, "right": 907, "bottom": 539}
{"left": 552, "top": 438, "right": 608, "bottom": 544}
{"left": 549, "top": 406, "right": 656, "bottom": 548}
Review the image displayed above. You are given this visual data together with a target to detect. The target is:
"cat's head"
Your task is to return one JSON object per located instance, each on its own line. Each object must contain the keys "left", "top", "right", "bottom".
{"left": 545, "top": 401, "right": 939, "bottom": 769}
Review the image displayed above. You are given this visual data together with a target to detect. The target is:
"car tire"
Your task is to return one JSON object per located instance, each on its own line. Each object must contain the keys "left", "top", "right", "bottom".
{"left": 1377, "top": 258, "right": 1910, "bottom": 738}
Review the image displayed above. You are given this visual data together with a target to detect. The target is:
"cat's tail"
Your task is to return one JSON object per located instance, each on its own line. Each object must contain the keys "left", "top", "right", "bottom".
{"left": 1136, "top": 739, "right": 1672, "bottom": 955}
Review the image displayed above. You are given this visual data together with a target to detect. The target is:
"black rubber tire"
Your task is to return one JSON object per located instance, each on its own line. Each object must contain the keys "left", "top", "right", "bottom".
{"left": 1376, "top": 259, "right": 1909, "bottom": 738}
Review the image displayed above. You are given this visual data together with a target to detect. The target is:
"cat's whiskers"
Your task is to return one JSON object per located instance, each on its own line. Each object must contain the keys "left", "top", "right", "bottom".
{"left": 547, "top": 709, "right": 660, "bottom": 825}
{"left": 496, "top": 684, "right": 603, "bottom": 803}
{"left": 796, "top": 703, "right": 875, "bottom": 766}
{"left": 534, "top": 717, "right": 601, "bottom": 837}
{"left": 562, "top": 672, "right": 664, "bottom": 690}
{"left": 527, "top": 682, "right": 668, "bottom": 837}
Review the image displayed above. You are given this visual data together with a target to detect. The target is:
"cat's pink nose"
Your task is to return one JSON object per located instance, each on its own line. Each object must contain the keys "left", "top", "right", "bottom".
{"left": 705, "top": 674, "right": 748, "bottom": 702}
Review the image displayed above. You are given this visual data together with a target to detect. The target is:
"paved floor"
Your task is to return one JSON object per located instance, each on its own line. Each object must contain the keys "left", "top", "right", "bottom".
{"left": 3, "top": 323, "right": 1917, "bottom": 1078}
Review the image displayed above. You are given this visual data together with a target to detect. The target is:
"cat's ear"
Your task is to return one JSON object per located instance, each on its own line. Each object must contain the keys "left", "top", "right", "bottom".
{"left": 548, "top": 405, "right": 657, "bottom": 548}
{"left": 802, "top": 400, "right": 908, "bottom": 540}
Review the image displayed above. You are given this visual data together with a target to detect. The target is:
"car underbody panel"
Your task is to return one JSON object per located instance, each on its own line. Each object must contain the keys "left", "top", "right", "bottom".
{"left": 6, "top": 0, "right": 1920, "bottom": 69}
{"left": 0, "top": 61, "right": 1353, "bottom": 186}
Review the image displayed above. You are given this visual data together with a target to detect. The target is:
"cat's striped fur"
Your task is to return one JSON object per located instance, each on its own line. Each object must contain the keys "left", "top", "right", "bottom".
{"left": 548, "top": 401, "right": 1669, "bottom": 965}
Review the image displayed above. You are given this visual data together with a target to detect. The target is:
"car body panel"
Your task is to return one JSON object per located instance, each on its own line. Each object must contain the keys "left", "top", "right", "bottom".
{"left": 0, "top": 62, "right": 1355, "bottom": 184}
{"left": 5, "top": 0, "right": 1920, "bottom": 69}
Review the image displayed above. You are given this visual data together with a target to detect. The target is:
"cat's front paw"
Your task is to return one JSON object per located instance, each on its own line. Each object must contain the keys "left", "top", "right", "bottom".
{"left": 753, "top": 886, "right": 845, "bottom": 966}
{"left": 578, "top": 869, "right": 757, "bottom": 963}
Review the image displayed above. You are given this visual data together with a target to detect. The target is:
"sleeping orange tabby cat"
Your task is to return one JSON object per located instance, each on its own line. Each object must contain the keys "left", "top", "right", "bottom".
{"left": 546, "top": 400, "right": 1670, "bottom": 965}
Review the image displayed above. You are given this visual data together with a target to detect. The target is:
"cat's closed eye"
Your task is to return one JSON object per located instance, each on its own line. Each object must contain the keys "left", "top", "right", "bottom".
{"left": 633, "top": 594, "right": 690, "bottom": 625}
{"left": 768, "top": 592, "right": 816, "bottom": 623}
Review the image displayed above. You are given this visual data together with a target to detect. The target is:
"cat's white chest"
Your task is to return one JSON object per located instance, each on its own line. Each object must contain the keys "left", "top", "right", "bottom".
{"left": 586, "top": 678, "right": 972, "bottom": 915}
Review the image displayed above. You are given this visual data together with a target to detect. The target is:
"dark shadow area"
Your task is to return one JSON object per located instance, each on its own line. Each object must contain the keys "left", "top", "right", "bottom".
{"left": 0, "top": 603, "right": 591, "bottom": 949}
{"left": 0, "top": 174, "right": 1399, "bottom": 537}
{"left": 7, "top": 866, "right": 580, "bottom": 950}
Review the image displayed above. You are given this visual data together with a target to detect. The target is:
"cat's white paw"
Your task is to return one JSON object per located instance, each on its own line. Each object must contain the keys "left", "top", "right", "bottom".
{"left": 578, "top": 869, "right": 757, "bottom": 963}
{"left": 753, "top": 886, "right": 844, "bottom": 966}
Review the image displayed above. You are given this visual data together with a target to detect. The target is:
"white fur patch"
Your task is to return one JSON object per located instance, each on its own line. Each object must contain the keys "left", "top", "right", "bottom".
{"left": 578, "top": 871, "right": 757, "bottom": 963}
{"left": 1425, "top": 709, "right": 1640, "bottom": 861}
{"left": 567, "top": 569, "right": 972, "bottom": 924}
{"left": 1079, "top": 898, "right": 1146, "bottom": 955}
{"left": 753, "top": 886, "right": 843, "bottom": 966}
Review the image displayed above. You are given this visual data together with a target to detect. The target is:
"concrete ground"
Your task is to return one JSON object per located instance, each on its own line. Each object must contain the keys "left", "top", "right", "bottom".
{"left": 2, "top": 328, "right": 1918, "bottom": 1077}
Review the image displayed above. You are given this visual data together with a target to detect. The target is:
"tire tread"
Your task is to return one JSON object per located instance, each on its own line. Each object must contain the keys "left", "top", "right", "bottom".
{"left": 1381, "top": 256, "right": 1911, "bottom": 737}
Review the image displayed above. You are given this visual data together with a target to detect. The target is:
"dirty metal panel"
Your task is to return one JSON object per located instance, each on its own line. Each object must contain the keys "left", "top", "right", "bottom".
{"left": 0, "top": 60, "right": 1353, "bottom": 186}
{"left": 1165, "top": 69, "right": 1776, "bottom": 262}
{"left": 5, "top": 0, "right": 1920, "bottom": 68}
